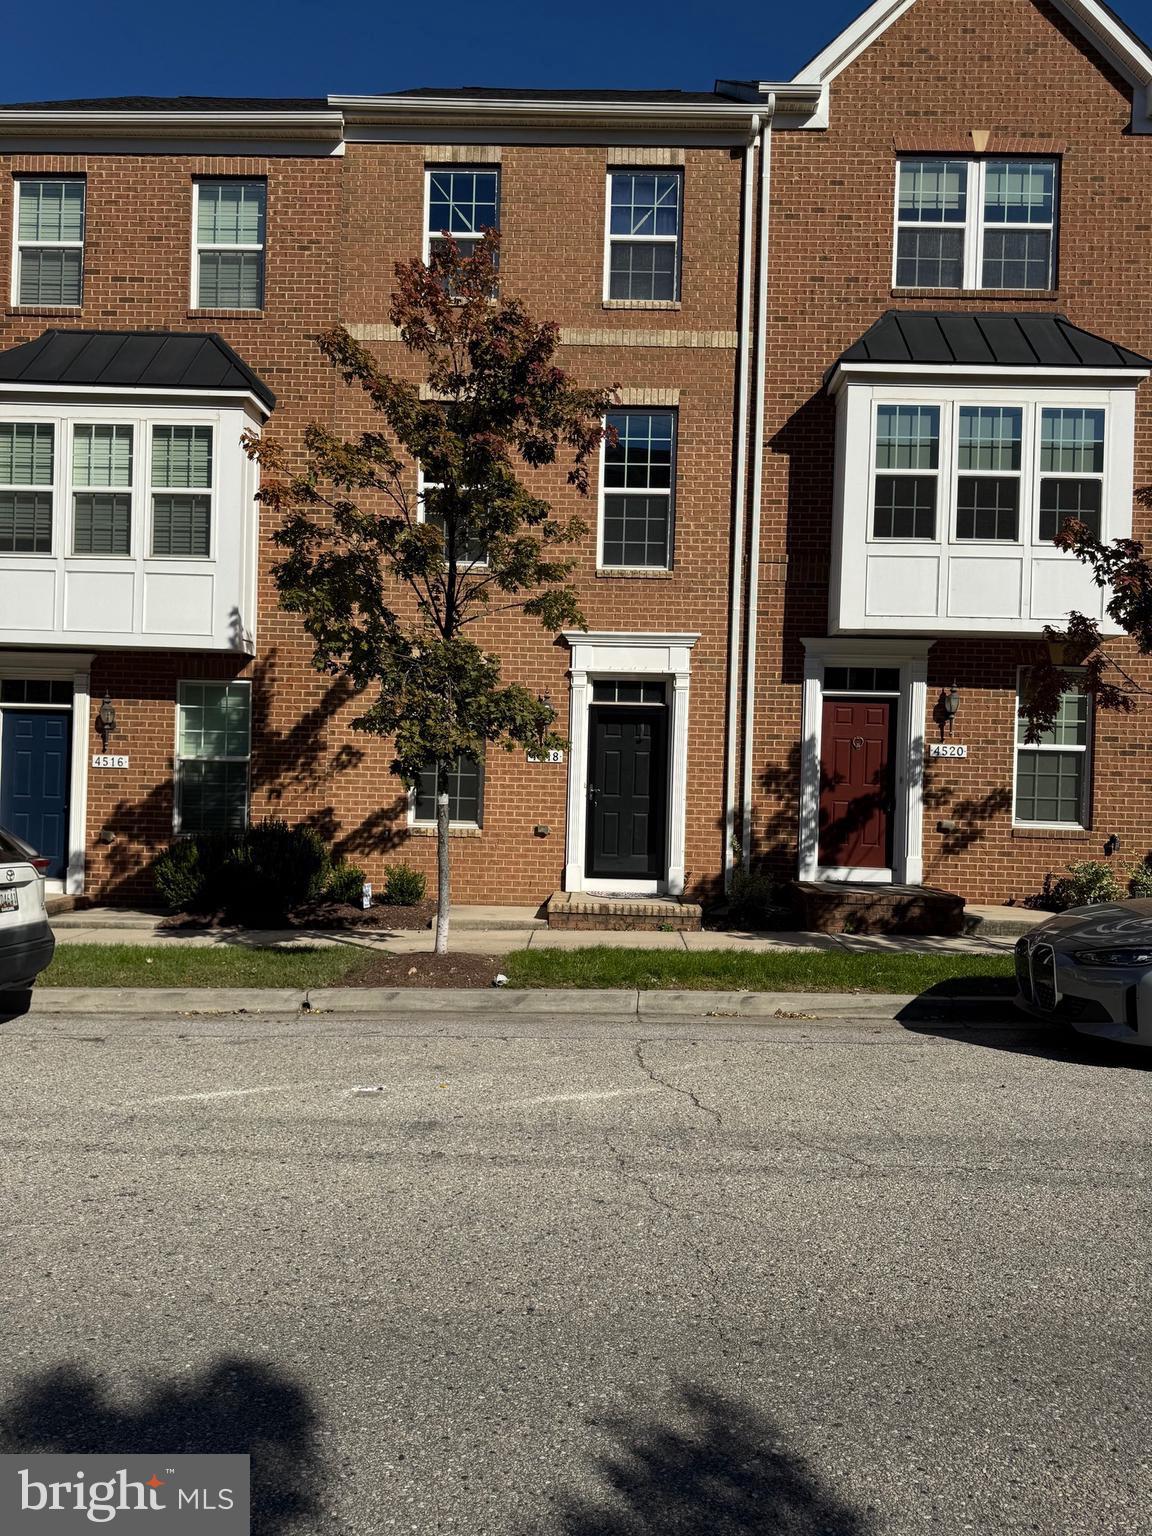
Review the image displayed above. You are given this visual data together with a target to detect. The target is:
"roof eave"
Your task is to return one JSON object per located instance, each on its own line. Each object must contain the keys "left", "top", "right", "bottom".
{"left": 0, "top": 108, "right": 346, "bottom": 141}
{"left": 828, "top": 360, "right": 1151, "bottom": 393}
{"left": 0, "top": 379, "right": 275, "bottom": 415}
{"left": 330, "top": 89, "right": 821, "bottom": 133}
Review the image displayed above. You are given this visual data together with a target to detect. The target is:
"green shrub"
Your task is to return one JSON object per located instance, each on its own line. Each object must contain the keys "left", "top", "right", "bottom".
{"left": 324, "top": 861, "right": 368, "bottom": 905}
{"left": 152, "top": 838, "right": 207, "bottom": 912}
{"left": 727, "top": 870, "right": 795, "bottom": 931}
{"left": 383, "top": 863, "right": 427, "bottom": 907}
{"left": 1050, "top": 859, "right": 1123, "bottom": 911}
{"left": 1128, "top": 859, "right": 1152, "bottom": 899}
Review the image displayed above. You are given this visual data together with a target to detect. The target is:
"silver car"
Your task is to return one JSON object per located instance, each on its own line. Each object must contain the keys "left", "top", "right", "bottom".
{"left": 1015, "top": 900, "right": 1152, "bottom": 1047}
{"left": 0, "top": 826, "right": 56, "bottom": 998}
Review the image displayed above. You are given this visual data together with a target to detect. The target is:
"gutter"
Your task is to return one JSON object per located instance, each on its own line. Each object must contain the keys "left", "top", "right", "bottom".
{"left": 739, "top": 99, "right": 776, "bottom": 873}
{"left": 0, "top": 109, "right": 346, "bottom": 141}
{"left": 722, "top": 112, "right": 761, "bottom": 889}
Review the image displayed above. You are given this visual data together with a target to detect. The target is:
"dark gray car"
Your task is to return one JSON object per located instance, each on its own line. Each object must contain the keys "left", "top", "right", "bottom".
{"left": 0, "top": 826, "right": 55, "bottom": 996}
{"left": 1015, "top": 900, "right": 1152, "bottom": 1047}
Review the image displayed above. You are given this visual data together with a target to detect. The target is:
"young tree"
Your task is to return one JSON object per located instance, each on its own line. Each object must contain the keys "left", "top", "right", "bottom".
{"left": 1019, "top": 507, "right": 1152, "bottom": 740}
{"left": 247, "top": 233, "right": 613, "bottom": 951}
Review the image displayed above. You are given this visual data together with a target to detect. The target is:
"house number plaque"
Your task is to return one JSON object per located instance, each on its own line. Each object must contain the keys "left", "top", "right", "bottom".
{"left": 929, "top": 744, "right": 968, "bottom": 760}
{"left": 92, "top": 754, "right": 130, "bottom": 769}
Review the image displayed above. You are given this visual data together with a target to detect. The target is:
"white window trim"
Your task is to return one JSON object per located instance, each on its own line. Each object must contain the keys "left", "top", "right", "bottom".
{"left": 1012, "top": 668, "right": 1093, "bottom": 831}
{"left": 597, "top": 406, "right": 677, "bottom": 572}
{"left": 892, "top": 156, "right": 1058, "bottom": 293}
{"left": 191, "top": 178, "right": 266, "bottom": 311}
{"left": 173, "top": 678, "right": 253, "bottom": 836}
{"left": 69, "top": 423, "right": 134, "bottom": 558}
{"left": 602, "top": 168, "right": 683, "bottom": 304}
{"left": 865, "top": 389, "right": 1120, "bottom": 550}
{"left": 149, "top": 422, "right": 216, "bottom": 561}
{"left": 422, "top": 164, "right": 501, "bottom": 265}
{"left": 0, "top": 419, "right": 57, "bottom": 555}
{"left": 407, "top": 750, "right": 485, "bottom": 830}
{"left": 415, "top": 467, "right": 489, "bottom": 569}
{"left": 11, "top": 175, "right": 85, "bottom": 309}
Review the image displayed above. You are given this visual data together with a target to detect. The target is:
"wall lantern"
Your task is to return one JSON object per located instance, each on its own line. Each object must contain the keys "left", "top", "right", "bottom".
{"left": 943, "top": 684, "right": 961, "bottom": 735}
{"left": 97, "top": 693, "right": 118, "bottom": 748}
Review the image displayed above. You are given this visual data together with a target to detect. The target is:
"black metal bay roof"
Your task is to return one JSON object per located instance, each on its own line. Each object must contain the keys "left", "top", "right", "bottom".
{"left": 839, "top": 311, "right": 1152, "bottom": 371}
{"left": 0, "top": 330, "right": 275, "bottom": 409}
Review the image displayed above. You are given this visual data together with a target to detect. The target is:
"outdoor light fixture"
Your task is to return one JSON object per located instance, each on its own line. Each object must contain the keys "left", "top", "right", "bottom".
{"left": 943, "top": 684, "right": 960, "bottom": 735}
{"left": 97, "top": 693, "right": 117, "bottom": 747}
{"left": 1105, "top": 834, "right": 1121, "bottom": 857}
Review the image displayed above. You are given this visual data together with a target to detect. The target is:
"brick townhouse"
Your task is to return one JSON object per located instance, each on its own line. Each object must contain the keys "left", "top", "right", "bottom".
{"left": 0, "top": 0, "right": 1149, "bottom": 918}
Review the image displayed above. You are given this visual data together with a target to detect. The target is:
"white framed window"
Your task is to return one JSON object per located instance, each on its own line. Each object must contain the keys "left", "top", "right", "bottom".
{"left": 151, "top": 425, "right": 213, "bottom": 557}
{"left": 894, "top": 157, "right": 1058, "bottom": 291}
{"left": 0, "top": 422, "right": 54, "bottom": 553}
{"left": 605, "top": 170, "right": 682, "bottom": 302}
{"left": 424, "top": 166, "right": 499, "bottom": 262}
{"left": 12, "top": 176, "right": 85, "bottom": 307}
{"left": 71, "top": 424, "right": 133, "bottom": 555}
{"left": 867, "top": 397, "right": 1112, "bottom": 547}
{"left": 193, "top": 179, "right": 266, "bottom": 309}
{"left": 175, "top": 680, "right": 251, "bottom": 834}
{"left": 416, "top": 469, "right": 488, "bottom": 568}
{"left": 412, "top": 751, "right": 483, "bottom": 827}
{"left": 599, "top": 408, "right": 676, "bottom": 569}
{"left": 1015, "top": 675, "right": 1091, "bottom": 827}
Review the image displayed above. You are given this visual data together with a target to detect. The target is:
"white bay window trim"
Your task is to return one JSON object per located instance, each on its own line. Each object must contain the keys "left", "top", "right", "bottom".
{"left": 831, "top": 376, "right": 1140, "bottom": 637}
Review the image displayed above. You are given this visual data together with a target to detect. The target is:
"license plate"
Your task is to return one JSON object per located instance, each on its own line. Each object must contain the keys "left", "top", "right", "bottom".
{"left": 0, "top": 888, "right": 18, "bottom": 913}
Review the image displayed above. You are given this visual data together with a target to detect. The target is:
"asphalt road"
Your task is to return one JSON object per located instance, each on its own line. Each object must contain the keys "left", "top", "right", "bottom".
{"left": 0, "top": 1007, "right": 1148, "bottom": 1535}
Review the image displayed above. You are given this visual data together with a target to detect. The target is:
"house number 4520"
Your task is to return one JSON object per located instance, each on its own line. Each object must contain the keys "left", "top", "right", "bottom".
{"left": 929, "top": 744, "right": 969, "bottom": 760}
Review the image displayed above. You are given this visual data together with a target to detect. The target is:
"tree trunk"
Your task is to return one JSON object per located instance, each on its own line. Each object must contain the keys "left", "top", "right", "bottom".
{"left": 435, "top": 761, "right": 451, "bottom": 954}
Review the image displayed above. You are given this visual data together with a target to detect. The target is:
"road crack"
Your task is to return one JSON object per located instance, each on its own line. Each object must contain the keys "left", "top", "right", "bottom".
{"left": 632, "top": 1041, "right": 723, "bottom": 1126}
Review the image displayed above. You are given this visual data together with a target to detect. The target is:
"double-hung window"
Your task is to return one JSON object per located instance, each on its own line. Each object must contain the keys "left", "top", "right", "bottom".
{"left": 14, "top": 176, "right": 85, "bottom": 306}
{"left": 72, "top": 425, "right": 132, "bottom": 555}
{"left": 895, "top": 157, "right": 1057, "bottom": 290}
{"left": 601, "top": 409, "right": 676, "bottom": 569}
{"left": 1015, "top": 679, "right": 1091, "bottom": 827}
{"left": 425, "top": 167, "right": 499, "bottom": 261}
{"left": 417, "top": 470, "right": 488, "bottom": 567}
{"left": 175, "top": 681, "right": 251, "bottom": 834}
{"left": 956, "top": 407, "right": 1022, "bottom": 541}
{"left": 413, "top": 752, "right": 483, "bottom": 827}
{"left": 872, "top": 406, "right": 939, "bottom": 539}
{"left": 606, "top": 171, "right": 682, "bottom": 302}
{"left": 0, "top": 423, "right": 54, "bottom": 553}
{"left": 1038, "top": 409, "right": 1104, "bottom": 540}
{"left": 194, "top": 180, "right": 266, "bottom": 309}
{"left": 151, "top": 425, "right": 213, "bottom": 557}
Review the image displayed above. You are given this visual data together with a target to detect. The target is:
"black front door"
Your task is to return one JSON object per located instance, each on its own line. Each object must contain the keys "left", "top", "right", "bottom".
{"left": 586, "top": 705, "right": 668, "bottom": 880}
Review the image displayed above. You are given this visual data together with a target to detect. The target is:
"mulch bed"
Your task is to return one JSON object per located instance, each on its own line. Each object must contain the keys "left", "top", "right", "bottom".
{"left": 160, "top": 899, "right": 437, "bottom": 932}
{"left": 341, "top": 952, "right": 506, "bottom": 988}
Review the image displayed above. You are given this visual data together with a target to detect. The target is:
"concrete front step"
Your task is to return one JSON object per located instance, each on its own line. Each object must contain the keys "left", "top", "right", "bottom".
{"left": 962, "top": 904, "right": 1049, "bottom": 938}
{"left": 546, "top": 891, "right": 703, "bottom": 932}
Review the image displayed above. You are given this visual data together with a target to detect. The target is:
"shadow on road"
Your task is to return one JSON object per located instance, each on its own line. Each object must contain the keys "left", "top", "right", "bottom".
{"left": 536, "top": 1385, "right": 871, "bottom": 1535}
{"left": 0, "top": 1358, "right": 324, "bottom": 1535}
{"left": 0, "top": 988, "right": 32, "bottom": 1023}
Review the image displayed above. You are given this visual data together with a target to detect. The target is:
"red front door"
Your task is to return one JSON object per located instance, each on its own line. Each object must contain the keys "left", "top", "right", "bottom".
{"left": 818, "top": 699, "right": 896, "bottom": 871}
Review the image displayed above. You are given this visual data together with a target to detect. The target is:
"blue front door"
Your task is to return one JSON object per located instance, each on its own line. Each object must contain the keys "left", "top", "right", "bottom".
{"left": 0, "top": 711, "right": 72, "bottom": 879}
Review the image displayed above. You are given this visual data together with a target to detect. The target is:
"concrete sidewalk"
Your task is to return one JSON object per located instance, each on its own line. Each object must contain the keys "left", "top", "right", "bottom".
{"left": 48, "top": 903, "right": 1032, "bottom": 956}
{"left": 10, "top": 985, "right": 1025, "bottom": 1021}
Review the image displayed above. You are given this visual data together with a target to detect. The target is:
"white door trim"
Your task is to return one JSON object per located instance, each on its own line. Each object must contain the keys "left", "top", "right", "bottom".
{"left": 799, "top": 637, "right": 930, "bottom": 886}
{"left": 0, "top": 650, "right": 93, "bottom": 896}
{"left": 561, "top": 631, "right": 699, "bottom": 895}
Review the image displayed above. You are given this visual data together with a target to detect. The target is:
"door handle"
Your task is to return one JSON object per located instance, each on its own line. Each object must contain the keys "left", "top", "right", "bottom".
{"left": 587, "top": 785, "right": 600, "bottom": 804}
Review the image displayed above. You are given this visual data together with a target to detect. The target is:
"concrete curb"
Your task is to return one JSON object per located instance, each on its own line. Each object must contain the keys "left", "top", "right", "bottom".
{"left": 16, "top": 986, "right": 1025, "bottom": 1021}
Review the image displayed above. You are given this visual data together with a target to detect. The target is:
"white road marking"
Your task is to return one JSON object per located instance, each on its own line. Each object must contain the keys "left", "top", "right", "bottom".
{"left": 136, "top": 1082, "right": 318, "bottom": 1105}
{"left": 501, "top": 1086, "right": 660, "bottom": 1108}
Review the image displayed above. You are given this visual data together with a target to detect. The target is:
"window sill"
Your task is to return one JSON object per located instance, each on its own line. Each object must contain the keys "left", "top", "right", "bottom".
{"left": 596, "top": 566, "right": 674, "bottom": 579}
{"left": 891, "top": 288, "right": 1059, "bottom": 303}
{"left": 1011, "top": 826, "right": 1092, "bottom": 840}
{"left": 188, "top": 308, "right": 265, "bottom": 320}
{"left": 8, "top": 305, "right": 82, "bottom": 317}
{"left": 601, "top": 299, "right": 682, "bottom": 311}
{"left": 408, "top": 824, "right": 482, "bottom": 838}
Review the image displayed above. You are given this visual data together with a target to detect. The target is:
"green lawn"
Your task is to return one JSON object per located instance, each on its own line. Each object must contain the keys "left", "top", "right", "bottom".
{"left": 503, "top": 946, "right": 1017, "bottom": 994}
{"left": 39, "top": 943, "right": 373, "bottom": 989}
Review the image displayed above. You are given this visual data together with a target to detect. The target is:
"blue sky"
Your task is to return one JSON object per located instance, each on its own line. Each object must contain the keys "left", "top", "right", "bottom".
{"left": 6, "top": 0, "right": 1151, "bottom": 101}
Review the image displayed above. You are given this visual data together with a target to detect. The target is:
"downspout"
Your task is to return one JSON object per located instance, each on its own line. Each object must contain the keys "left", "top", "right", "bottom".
{"left": 740, "top": 97, "right": 776, "bottom": 870}
{"left": 722, "top": 111, "right": 760, "bottom": 891}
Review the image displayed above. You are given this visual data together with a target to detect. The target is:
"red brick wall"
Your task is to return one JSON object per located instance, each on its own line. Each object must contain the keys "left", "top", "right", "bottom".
{"left": 753, "top": 0, "right": 1152, "bottom": 905}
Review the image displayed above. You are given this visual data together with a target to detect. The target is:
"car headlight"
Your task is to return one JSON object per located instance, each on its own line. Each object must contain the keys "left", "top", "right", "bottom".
{"left": 1070, "top": 949, "right": 1152, "bottom": 967}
